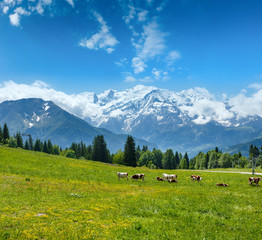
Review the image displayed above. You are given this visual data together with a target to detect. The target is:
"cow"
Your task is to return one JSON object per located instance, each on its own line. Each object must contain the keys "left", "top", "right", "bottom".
{"left": 131, "top": 173, "right": 145, "bottom": 181}
{"left": 168, "top": 179, "right": 178, "bottom": 183}
{"left": 156, "top": 176, "right": 164, "bottom": 181}
{"left": 117, "top": 172, "right": 128, "bottom": 181}
{"left": 216, "top": 183, "right": 229, "bottom": 187}
{"left": 162, "top": 173, "right": 177, "bottom": 180}
{"left": 248, "top": 177, "right": 261, "bottom": 186}
{"left": 191, "top": 175, "right": 202, "bottom": 182}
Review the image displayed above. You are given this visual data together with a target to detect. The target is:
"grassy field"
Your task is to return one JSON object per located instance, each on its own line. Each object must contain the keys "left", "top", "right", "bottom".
{"left": 0, "top": 146, "right": 261, "bottom": 240}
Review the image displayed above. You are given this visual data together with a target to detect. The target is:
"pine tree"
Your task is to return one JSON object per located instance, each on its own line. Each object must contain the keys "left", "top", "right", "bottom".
{"left": 162, "top": 149, "right": 175, "bottom": 169}
{"left": 3, "top": 123, "right": 10, "bottom": 143}
{"left": 34, "top": 139, "right": 42, "bottom": 152}
{"left": 123, "top": 135, "right": 137, "bottom": 167}
{"left": 43, "top": 141, "right": 49, "bottom": 153}
{"left": 0, "top": 126, "right": 3, "bottom": 143}
{"left": 15, "top": 132, "right": 23, "bottom": 148}
{"left": 174, "top": 151, "right": 180, "bottom": 169}
{"left": 184, "top": 152, "right": 189, "bottom": 169}
{"left": 92, "top": 135, "right": 110, "bottom": 163}
{"left": 47, "top": 140, "right": 54, "bottom": 154}
{"left": 24, "top": 140, "right": 30, "bottom": 150}
{"left": 153, "top": 149, "right": 163, "bottom": 169}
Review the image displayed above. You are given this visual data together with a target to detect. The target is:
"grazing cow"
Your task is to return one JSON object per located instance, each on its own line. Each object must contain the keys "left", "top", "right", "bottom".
{"left": 162, "top": 173, "right": 177, "bottom": 180}
{"left": 168, "top": 179, "right": 178, "bottom": 183}
{"left": 156, "top": 176, "right": 164, "bottom": 181}
{"left": 248, "top": 177, "right": 261, "bottom": 186}
{"left": 117, "top": 172, "right": 128, "bottom": 181}
{"left": 131, "top": 173, "right": 145, "bottom": 181}
{"left": 216, "top": 183, "right": 229, "bottom": 187}
{"left": 191, "top": 175, "right": 202, "bottom": 182}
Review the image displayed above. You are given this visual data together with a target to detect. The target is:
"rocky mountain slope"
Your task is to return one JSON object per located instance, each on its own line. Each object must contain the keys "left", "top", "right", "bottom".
{"left": 0, "top": 98, "right": 156, "bottom": 152}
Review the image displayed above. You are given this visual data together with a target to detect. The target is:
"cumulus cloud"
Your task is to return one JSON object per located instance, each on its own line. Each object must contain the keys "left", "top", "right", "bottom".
{"left": 79, "top": 11, "right": 119, "bottom": 54}
{"left": 2, "top": 0, "right": 74, "bottom": 26}
{"left": 0, "top": 80, "right": 101, "bottom": 119}
{"left": 1, "top": 80, "right": 262, "bottom": 126}
{"left": 131, "top": 20, "right": 166, "bottom": 74}
{"left": 228, "top": 89, "right": 262, "bottom": 119}
{"left": 9, "top": 7, "right": 31, "bottom": 26}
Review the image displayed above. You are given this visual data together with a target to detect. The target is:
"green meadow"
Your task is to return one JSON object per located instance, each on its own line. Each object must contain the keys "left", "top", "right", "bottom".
{"left": 0, "top": 146, "right": 261, "bottom": 240}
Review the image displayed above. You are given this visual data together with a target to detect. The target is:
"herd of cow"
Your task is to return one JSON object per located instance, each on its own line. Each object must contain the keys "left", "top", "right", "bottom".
{"left": 117, "top": 172, "right": 261, "bottom": 186}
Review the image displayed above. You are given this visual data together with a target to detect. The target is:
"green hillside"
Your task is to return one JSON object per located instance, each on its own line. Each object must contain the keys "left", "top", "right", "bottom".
{"left": 0, "top": 146, "right": 261, "bottom": 239}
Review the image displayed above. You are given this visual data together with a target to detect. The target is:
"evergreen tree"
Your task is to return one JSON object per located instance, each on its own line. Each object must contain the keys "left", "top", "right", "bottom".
{"left": 184, "top": 152, "right": 189, "bottom": 168}
{"left": 92, "top": 135, "right": 110, "bottom": 163}
{"left": 215, "top": 147, "right": 219, "bottom": 153}
{"left": 43, "top": 141, "right": 49, "bottom": 153}
{"left": 142, "top": 145, "right": 148, "bottom": 152}
{"left": 47, "top": 139, "right": 54, "bottom": 154}
{"left": 123, "top": 135, "right": 137, "bottom": 167}
{"left": 33, "top": 139, "right": 42, "bottom": 152}
{"left": 0, "top": 126, "right": 3, "bottom": 143}
{"left": 174, "top": 151, "right": 180, "bottom": 169}
{"left": 24, "top": 140, "right": 30, "bottom": 150}
{"left": 3, "top": 123, "right": 10, "bottom": 143}
{"left": 15, "top": 132, "right": 23, "bottom": 148}
{"left": 162, "top": 149, "right": 175, "bottom": 169}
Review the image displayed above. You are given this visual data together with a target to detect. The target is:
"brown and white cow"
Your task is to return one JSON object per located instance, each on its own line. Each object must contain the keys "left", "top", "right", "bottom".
{"left": 131, "top": 173, "right": 145, "bottom": 181}
{"left": 168, "top": 179, "right": 178, "bottom": 183}
{"left": 162, "top": 173, "right": 177, "bottom": 180}
{"left": 191, "top": 175, "right": 202, "bottom": 182}
{"left": 117, "top": 172, "right": 128, "bottom": 181}
{"left": 248, "top": 177, "right": 261, "bottom": 186}
{"left": 216, "top": 183, "right": 229, "bottom": 187}
{"left": 156, "top": 176, "right": 164, "bottom": 181}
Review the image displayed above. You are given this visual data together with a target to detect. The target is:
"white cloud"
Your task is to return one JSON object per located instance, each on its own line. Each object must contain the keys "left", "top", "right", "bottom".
{"left": 124, "top": 75, "right": 137, "bottom": 83}
{"left": 9, "top": 12, "right": 20, "bottom": 26}
{"left": 138, "top": 10, "right": 148, "bottom": 22}
{"left": 3, "top": 6, "right": 9, "bottom": 14}
{"left": 131, "top": 20, "right": 166, "bottom": 74}
{"left": 9, "top": 7, "right": 31, "bottom": 26}
{"left": 123, "top": 5, "right": 136, "bottom": 25}
{"left": 228, "top": 89, "right": 262, "bottom": 119}
{"left": 248, "top": 83, "right": 262, "bottom": 90}
{"left": 0, "top": 80, "right": 101, "bottom": 119}
{"left": 79, "top": 11, "right": 119, "bottom": 54}
{"left": 65, "top": 0, "right": 74, "bottom": 7}
{"left": 132, "top": 57, "right": 147, "bottom": 74}
{"left": 166, "top": 50, "right": 180, "bottom": 66}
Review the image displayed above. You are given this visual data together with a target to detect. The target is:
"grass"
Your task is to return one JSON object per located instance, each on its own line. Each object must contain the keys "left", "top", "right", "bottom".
{"left": 0, "top": 146, "right": 261, "bottom": 239}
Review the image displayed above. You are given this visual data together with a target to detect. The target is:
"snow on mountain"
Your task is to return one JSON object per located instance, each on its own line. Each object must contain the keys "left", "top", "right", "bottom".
{"left": 80, "top": 85, "right": 237, "bottom": 132}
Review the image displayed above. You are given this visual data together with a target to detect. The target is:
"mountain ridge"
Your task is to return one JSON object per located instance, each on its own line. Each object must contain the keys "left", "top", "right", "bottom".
{"left": 0, "top": 98, "right": 157, "bottom": 152}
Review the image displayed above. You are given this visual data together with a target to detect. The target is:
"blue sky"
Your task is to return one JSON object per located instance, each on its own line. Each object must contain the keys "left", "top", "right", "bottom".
{"left": 1, "top": 0, "right": 262, "bottom": 96}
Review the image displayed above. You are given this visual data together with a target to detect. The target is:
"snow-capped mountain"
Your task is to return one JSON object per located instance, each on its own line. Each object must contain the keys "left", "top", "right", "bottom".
{"left": 0, "top": 98, "right": 157, "bottom": 152}
{"left": 74, "top": 85, "right": 262, "bottom": 155}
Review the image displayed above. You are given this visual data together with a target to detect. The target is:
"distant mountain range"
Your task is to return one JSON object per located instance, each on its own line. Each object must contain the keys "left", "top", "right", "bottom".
{"left": 76, "top": 85, "right": 262, "bottom": 155}
{"left": 1, "top": 85, "right": 262, "bottom": 156}
{"left": 0, "top": 98, "right": 156, "bottom": 152}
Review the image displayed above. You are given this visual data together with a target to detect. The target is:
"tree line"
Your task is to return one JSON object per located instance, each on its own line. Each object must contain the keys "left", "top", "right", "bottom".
{"left": 0, "top": 123, "right": 262, "bottom": 169}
